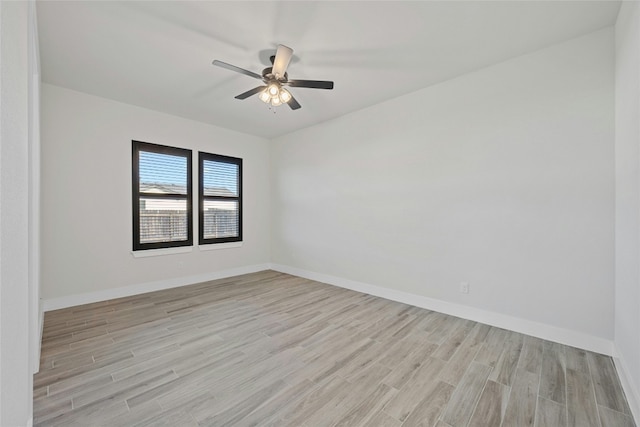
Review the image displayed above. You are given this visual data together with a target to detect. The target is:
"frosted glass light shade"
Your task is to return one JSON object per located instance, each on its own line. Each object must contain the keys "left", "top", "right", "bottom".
{"left": 279, "top": 89, "right": 292, "bottom": 103}
{"left": 270, "top": 97, "right": 282, "bottom": 106}
{"left": 258, "top": 90, "right": 270, "bottom": 103}
{"left": 267, "top": 84, "right": 280, "bottom": 96}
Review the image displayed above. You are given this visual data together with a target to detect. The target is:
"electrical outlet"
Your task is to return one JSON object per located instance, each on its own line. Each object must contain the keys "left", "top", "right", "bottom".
{"left": 460, "top": 282, "right": 469, "bottom": 294}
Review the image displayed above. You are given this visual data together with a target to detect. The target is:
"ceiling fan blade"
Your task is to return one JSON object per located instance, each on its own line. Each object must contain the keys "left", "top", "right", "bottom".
{"left": 212, "top": 60, "right": 262, "bottom": 80}
{"left": 234, "top": 86, "right": 267, "bottom": 100}
{"left": 287, "top": 79, "right": 334, "bottom": 90}
{"left": 272, "top": 44, "right": 293, "bottom": 79}
{"left": 287, "top": 95, "right": 301, "bottom": 110}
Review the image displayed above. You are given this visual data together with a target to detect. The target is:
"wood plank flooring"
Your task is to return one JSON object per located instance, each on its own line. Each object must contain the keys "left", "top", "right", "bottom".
{"left": 34, "top": 270, "right": 636, "bottom": 427}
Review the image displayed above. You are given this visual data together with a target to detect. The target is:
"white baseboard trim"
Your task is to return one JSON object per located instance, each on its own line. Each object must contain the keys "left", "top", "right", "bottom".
{"left": 613, "top": 350, "right": 640, "bottom": 424}
{"left": 41, "top": 261, "right": 616, "bottom": 356}
{"left": 42, "top": 263, "right": 271, "bottom": 312}
{"left": 269, "top": 263, "right": 614, "bottom": 356}
{"left": 33, "top": 303, "right": 44, "bottom": 374}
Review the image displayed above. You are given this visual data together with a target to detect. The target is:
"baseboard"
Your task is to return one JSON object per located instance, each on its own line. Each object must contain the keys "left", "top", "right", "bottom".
{"left": 33, "top": 302, "right": 44, "bottom": 374}
{"left": 613, "top": 350, "right": 640, "bottom": 424}
{"left": 269, "top": 263, "right": 614, "bottom": 356}
{"left": 42, "top": 263, "right": 271, "bottom": 312}
{"left": 41, "top": 261, "right": 616, "bottom": 356}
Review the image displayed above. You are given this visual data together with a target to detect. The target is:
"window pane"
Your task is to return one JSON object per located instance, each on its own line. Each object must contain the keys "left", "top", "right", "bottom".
{"left": 203, "top": 160, "right": 238, "bottom": 197}
{"left": 203, "top": 200, "right": 239, "bottom": 239}
{"left": 139, "top": 198, "right": 188, "bottom": 243}
{"left": 140, "top": 151, "right": 188, "bottom": 195}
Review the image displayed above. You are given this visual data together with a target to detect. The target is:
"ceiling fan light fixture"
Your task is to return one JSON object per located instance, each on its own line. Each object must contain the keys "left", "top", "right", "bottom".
{"left": 267, "top": 83, "right": 280, "bottom": 97}
{"left": 279, "top": 89, "right": 292, "bottom": 103}
{"left": 258, "top": 90, "right": 271, "bottom": 103}
{"left": 270, "top": 96, "right": 283, "bottom": 107}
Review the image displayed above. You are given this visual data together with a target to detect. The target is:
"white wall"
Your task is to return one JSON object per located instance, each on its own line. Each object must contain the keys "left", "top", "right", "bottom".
{"left": 614, "top": 1, "right": 640, "bottom": 420}
{"left": 41, "top": 84, "right": 271, "bottom": 302}
{"left": 0, "top": 1, "right": 33, "bottom": 426}
{"left": 271, "top": 29, "right": 615, "bottom": 348}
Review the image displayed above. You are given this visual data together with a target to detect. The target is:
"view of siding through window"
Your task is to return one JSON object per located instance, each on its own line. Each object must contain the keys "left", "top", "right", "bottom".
{"left": 202, "top": 159, "right": 239, "bottom": 239}
{"left": 139, "top": 151, "right": 188, "bottom": 244}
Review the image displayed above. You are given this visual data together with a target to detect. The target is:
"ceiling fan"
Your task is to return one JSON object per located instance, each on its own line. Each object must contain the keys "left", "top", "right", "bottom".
{"left": 212, "top": 44, "right": 334, "bottom": 110}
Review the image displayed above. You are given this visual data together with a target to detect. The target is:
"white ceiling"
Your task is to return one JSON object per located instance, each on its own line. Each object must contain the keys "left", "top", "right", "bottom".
{"left": 36, "top": 1, "right": 621, "bottom": 139}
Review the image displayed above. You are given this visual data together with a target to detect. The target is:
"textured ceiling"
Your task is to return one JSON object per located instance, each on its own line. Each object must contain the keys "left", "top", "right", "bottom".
{"left": 36, "top": 1, "right": 621, "bottom": 139}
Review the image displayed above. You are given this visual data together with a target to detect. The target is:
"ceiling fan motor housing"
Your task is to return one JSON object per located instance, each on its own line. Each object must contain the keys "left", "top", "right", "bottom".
{"left": 262, "top": 67, "right": 288, "bottom": 83}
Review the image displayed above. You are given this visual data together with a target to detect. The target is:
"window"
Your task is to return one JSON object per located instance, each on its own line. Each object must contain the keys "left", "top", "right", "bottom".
{"left": 132, "top": 141, "right": 193, "bottom": 251}
{"left": 199, "top": 152, "right": 242, "bottom": 245}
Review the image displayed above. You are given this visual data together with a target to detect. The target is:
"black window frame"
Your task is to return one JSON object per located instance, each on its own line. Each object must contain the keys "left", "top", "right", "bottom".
{"left": 132, "top": 140, "right": 193, "bottom": 251}
{"left": 198, "top": 152, "right": 243, "bottom": 245}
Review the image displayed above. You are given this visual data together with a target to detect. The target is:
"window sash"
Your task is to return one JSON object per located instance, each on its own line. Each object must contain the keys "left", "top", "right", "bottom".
{"left": 199, "top": 152, "right": 242, "bottom": 245}
{"left": 132, "top": 141, "right": 193, "bottom": 251}
{"left": 202, "top": 199, "right": 239, "bottom": 240}
{"left": 138, "top": 196, "right": 189, "bottom": 244}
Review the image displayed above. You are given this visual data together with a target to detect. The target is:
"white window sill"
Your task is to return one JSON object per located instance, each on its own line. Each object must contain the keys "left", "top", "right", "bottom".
{"left": 131, "top": 246, "right": 193, "bottom": 258}
{"left": 199, "top": 242, "right": 243, "bottom": 251}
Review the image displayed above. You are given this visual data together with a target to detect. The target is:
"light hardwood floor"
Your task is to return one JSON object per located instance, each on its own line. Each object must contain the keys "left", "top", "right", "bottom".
{"left": 34, "top": 270, "right": 636, "bottom": 427}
